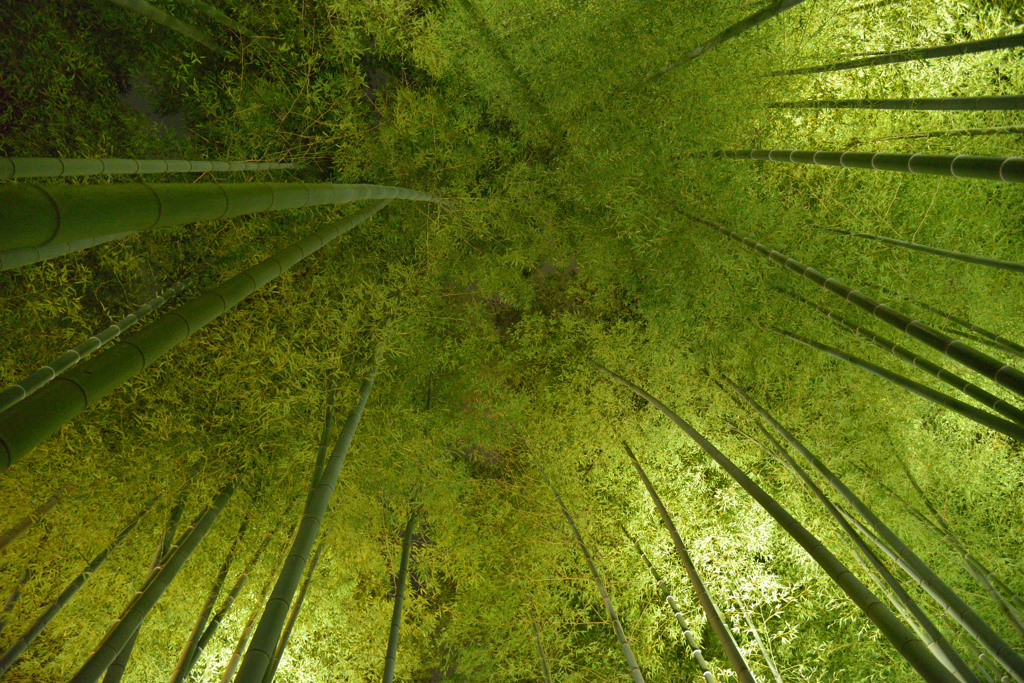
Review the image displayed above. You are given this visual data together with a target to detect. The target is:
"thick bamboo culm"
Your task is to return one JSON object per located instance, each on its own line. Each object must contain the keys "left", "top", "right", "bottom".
{"left": 732, "top": 384, "right": 1024, "bottom": 682}
{"left": 773, "top": 95, "right": 1024, "bottom": 111}
{"left": 0, "top": 499, "right": 155, "bottom": 676}
{"left": 769, "top": 32, "right": 1024, "bottom": 76}
{"left": 705, "top": 150, "right": 1024, "bottom": 183}
{"left": 0, "top": 278, "right": 193, "bottom": 412}
{"left": 807, "top": 225, "right": 1024, "bottom": 274}
{"left": 263, "top": 543, "right": 324, "bottom": 683}
{"left": 916, "top": 303, "right": 1024, "bottom": 360}
{"left": 535, "top": 459, "right": 646, "bottom": 683}
{"left": 722, "top": 380, "right": 977, "bottom": 682}
{"left": 383, "top": 512, "right": 417, "bottom": 683}
{"left": 234, "top": 367, "right": 377, "bottom": 682}
{"left": 71, "top": 483, "right": 234, "bottom": 683}
{"left": 687, "top": 214, "right": 1024, "bottom": 399}
{"left": 622, "top": 443, "right": 754, "bottom": 683}
{"left": 593, "top": 362, "right": 959, "bottom": 683}
{"left": 0, "top": 201, "right": 389, "bottom": 471}
{"left": 646, "top": 0, "right": 809, "bottom": 79}
{"left": 0, "top": 158, "right": 304, "bottom": 180}
{"left": 0, "top": 232, "right": 133, "bottom": 271}
{"left": 0, "top": 182, "right": 434, "bottom": 252}
{"left": 773, "top": 327, "right": 1024, "bottom": 441}
{"left": 621, "top": 524, "right": 718, "bottom": 683}
{"left": 101, "top": 0, "right": 232, "bottom": 56}
{"left": 783, "top": 292, "right": 1024, "bottom": 426}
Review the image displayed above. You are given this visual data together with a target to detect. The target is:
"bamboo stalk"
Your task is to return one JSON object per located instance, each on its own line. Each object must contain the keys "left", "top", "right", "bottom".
{"left": 773, "top": 95, "right": 1024, "bottom": 111}
{"left": 0, "top": 201, "right": 389, "bottom": 471}
{"left": 723, "top": 378, "right": 977, "bottom": 682}
{"left": 593, "top": 362, "right": 959, "bottom": 683}
{"left": 0, "top": 492, "right": 62, "bottom": 552}
{"left": 100, "top": 0, "right": 232, "bottom": 56}
{"left": 621, "top": 524, "right": 718, "bottom": 683}
{"left": 773, "top": 326, "right": 1024, "bottom": 442}
{"left": 72, "top": 483, "right": 234, "bottom": 683}
{"left": 735, "top": 594, "right": 784, "bottom": 683}
{"left": 0, "top": 158, "right": 303, "bottom": 180}
{"left": 727, "top": 381, "right": 1024, "bottom": 681}
{"left": 0, "top": 181, "right": 434, "bottom": 252}
{"left": 262, "top": 543, "right": 324, "bottom": 683}
{"left": 531, "top": 621, "right": 553, "bottom": 683}
{"left": 0, "top": 568, "right": 31, "bottom": 638}
{"left": 382, "top": 512, "right": 417, "bottom": 683}
{"left": 687, "top": 214, "right": 1024, "bottom": 399}
{"left": 784, "top": 292, "right": 1024, "bottom": 426}
{"left": 915, "top": 303, "right": 1024, "bottom": 360}
{"left": 646, "top": 0, "right": 809, "bottom": 80}
{"left": 806, "top": 225, "right": 1024, "bottom": 274}
{"left": 0, "top": 498, "right": 156, "bottom": 676}
{"left": 534, "top": 459, "right": 646, "bottom": 683}
{"left": 0, "top": 278, "right": 193, "bottom": 412}
{"left": 0, "top": 232, "right": 134, "bottom": 271}
{"left": 234, "top": 366, "right": 377, "bottom": 682}
{"left": 770, "top": 32, "right": 1024, "bottom": 76}
{"left": 870, "top": 126, "right": 1024, "bottom": 143}
{"left": 703, "top": 150, "right": 1024, "bottom": 183}
{"left": 621, "top": 442, "right": 755, "bottom": 683}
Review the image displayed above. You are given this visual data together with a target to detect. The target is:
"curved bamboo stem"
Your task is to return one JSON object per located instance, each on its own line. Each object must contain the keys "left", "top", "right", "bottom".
{"left": 621, "top": 442, "right": 754, "bottom": 683}
{"left": 0, "top": 278, "right": 193, "bottom": 411}
{"left": 0, "top": 201, "right": 389, "bottom": 471}
{"left": 383, "top": 512, "right": 417, "bottom": 683}
{"left": 593, "top": 362, "right": 958, "bottom": 683}
{"left": 234, "top": 366, "right": 377, "bottom": 682}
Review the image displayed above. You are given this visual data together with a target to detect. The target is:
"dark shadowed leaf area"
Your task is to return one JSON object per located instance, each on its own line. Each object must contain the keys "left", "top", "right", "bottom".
{"left": 0, "top": 0, "right": 1022, "bottom": 680}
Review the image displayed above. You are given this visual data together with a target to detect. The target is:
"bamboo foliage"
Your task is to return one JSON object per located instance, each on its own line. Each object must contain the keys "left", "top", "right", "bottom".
{"left": 383, "top": 511, "right": 417, "bottom": 683}
{"left": 72, "top": 482, "right": 235, "bottom": 683}
{"left": 769, "top": 31, "right": 1024, "bottom": 75}
{"left": 806, "top": 225, "right": 1024, "bottom": 274}
{"left": 722, "top": 379, "right": 977, "bottom": 683}
{"left": 0, "top": 181, "right": 434, "bottom": 252}
{"left": 534, "top": 458, "right": 646, "bottom": 683}
{"left": 687, "top": 214, "right": 1024, "bottom": 399}
{"left": 100, "top": 0, "right": 232, "bottom": 56}
{"left": 168, "top": 515, "right": 250, "bottom": 683}
{"left": 621, "top": 524, "right": 718, "bottom": 683}
{"left": 263, "top": 543, "right": 324, "bottom": 683}
{"left": 0, "top": 492, "right": 62, "bottom": 552}
{"left": 172, "top": 0, "right": 257, "bottom": 38}
{"left": 727, "top": 383, "right": 1024, "bottom": 682}
{"left": 646, "top": 0, "right": 809, "bottom": 80}
{"left": 705, "top": 150, "right": 1024, "bottom": 183}
{"left": 593, "top": 362, "right": 958, "bottom": 683}
{"left": 0, "top": 158, "right": 303, "bottom": 180}
{"left": 620, "top": 442, "right": 754, "bottom": 683}
{"left": 773, "top": 326, "right": 1024, "bottom": 442}
{"left": 773, "top": 95, "right": 1024, "bottom": 111}
{"left": 0, "top": 278, "right": 193, "bottom": 412}
{"left": 734, "top": 595, "right": 783, "bottom": 683}
{"left": 234, "top": 365, "right": 377, "bottom": 682}
{"left": 0, "top": 201, "right": 390, "bottom": 471}
{"left": 0, "top": 497, "right": 156, "bottom": 676}
{"left": 784, "top": 292, "right": 1024, "bottom": 426}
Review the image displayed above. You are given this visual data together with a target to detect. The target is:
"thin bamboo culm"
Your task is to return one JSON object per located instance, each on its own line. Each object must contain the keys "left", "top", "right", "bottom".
{"left": 0, "top": 278, "right": 193, "bottom": 412}
{"left": 915, "top": 303, "right": 1024, "bottom": 360}
{"left": 621, "top": 524, "right": 718, "bottom": 683}
{"left": 773, "top": 327, "right": 1024, "bottom": 442}
{"left": 0, "top": 499, "right": 156, "bottom": 676}
{"left": 0, "top": 158, "right": 303, "bottom": 180}
{"left": 0, "top": 568, "right": 31, "bottom": 638}
{"left": 0, "top": 492, "right": 62, "bottom": 552}
{"left": 0, "top": 201, "right": 390, "bottom": 471}
{"left": 704, "top": 149, "right": 1024, "bottom": 183}
{"left": 531, "top": 621, "right": 553, "bottom": 683}
{"left": 383, "top": 512, "right": 417, "bottom": 683}
{"left": 773, "top": 95, "right": 1024, "bottom": 111}
{"left": 686, "top": 214, "right": 1024, "bottom": 399}
{"left": 735, "top": 595, "right": 784, "bottom": 683}
{"left": 784, "top": 292, "right": 1024, "bottom": 426}
{"left": 769, "top": 31, "right": 1024, "bottom": 76}
{"left": 593, "top": 362, "right": 958, "bottom": 683}
{"left": 71, "top": 483, "right": 235, "bottom": 683}
{"left": 0, "top": 181, "right": 434, "bottom": 252}
{"left": 728, "top": 383, "right": 1024, "bottom": 682}
{"left": 621, "top": 442, "right": 754, "bottom": 683}
{"left": 534, "top": 458, "right": 646, "bottom": 683}
{"left": 263, "top": 543, "right": 324, "bottom": 683}
{"left": 234, "top": 366, "right": 377, "bottom": 682}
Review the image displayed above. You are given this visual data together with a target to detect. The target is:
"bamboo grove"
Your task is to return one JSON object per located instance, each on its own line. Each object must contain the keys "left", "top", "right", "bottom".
{"left": 0, "top": 0, "right": 1022, "bottom": 680}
